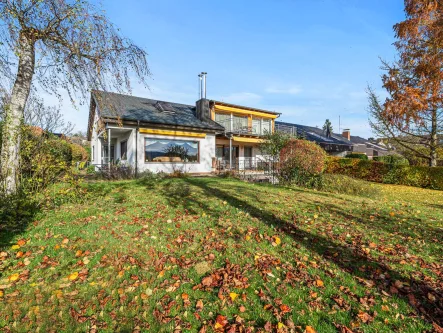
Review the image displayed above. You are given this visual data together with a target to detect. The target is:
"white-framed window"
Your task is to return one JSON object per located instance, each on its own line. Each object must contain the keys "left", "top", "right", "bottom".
{"left": 120, "top": 141, "right": 127, "bottom": 160}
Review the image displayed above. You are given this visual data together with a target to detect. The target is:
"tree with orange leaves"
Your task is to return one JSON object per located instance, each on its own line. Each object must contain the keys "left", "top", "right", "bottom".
{"left": 369, "top": 0, "right": 443, "bottom": 167}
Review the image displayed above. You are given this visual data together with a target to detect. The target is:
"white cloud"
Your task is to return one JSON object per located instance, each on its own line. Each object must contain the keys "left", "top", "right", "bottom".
{"left": 265, "top": 85, "right": 302, "bottom": 95}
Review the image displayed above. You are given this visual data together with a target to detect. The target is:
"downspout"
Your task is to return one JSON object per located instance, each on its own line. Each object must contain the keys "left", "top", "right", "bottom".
{"left": 108, "top": 127, "right": 111, "bottom": 169}
{"left": 229, "top": 135, "right": 233, "bottom": 171}
{"left": 135, "top": 120, "right": 140, "bottom": 177}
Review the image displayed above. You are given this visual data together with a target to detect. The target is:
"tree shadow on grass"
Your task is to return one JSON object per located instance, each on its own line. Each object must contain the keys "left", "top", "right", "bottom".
{"left": 0, "top": 180, "right": 136, "bottom": 254}
{"left": 136, "top": 177, "right": 203, "bottom": 216}
{"left": 210, "top": 181, "right": 443, "bottom": 246}
{"left": 0, "top": 195, "right": 40, "bottom": 258}
{"left": 428, "top": 203, "right": 443, "bottom": 210}
{"left": 184, "top": 177, "right": 443, "bottom": 327}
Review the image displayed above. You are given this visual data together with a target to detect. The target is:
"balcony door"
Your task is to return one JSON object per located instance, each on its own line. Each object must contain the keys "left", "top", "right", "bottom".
{"left": 244, "top": 146, "right": 253, "bottom": 169}
{"left": 102, "top": 145, "right": 115, "bottom": 164}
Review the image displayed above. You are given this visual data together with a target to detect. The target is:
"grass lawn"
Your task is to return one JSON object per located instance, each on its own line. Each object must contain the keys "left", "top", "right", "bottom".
{"left": 0, "top": 177, "right": 442, "bottom": 332}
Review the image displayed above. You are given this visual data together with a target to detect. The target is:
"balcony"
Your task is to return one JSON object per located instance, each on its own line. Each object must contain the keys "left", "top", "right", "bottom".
{"left": 215, "top": 118, "right": 271, "bottom": 136}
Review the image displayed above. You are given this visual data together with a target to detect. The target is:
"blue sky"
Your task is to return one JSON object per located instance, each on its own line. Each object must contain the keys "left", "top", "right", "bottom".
{"left": 61, "top": 0, "right": 405, "bottom": 138}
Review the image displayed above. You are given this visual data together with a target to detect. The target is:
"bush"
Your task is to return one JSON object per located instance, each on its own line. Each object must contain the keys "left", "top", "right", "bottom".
{"left": 345, "top": 153, "right": 369, "bottom": 160}
{"left": 219, "top": 170, "right": 238, "bottom": 179}
{"left": 326, "top": 157, "right": 443, "bottom": 190}
{"left": 19, "top": 130, "right": 73, "bottom": 193}
{"left": 70, "top": 143, "right": 88, "bottom": 162}
{"left": 136, "top": 170, "right": 166, "bottom": 180}
{"left": 86, "top": 164, "right": 96, "bottom": 174}
{"left": 98, "top": 164, "right": 134, "bottom": 180}
{"left": 168, "top": 169, "right": 188, "bottom": 178}
{"left": 373, "top": 155, "right": 409, "bottom": 165}
{"left": 278, "top": 139, "right": 326, "bottom": 185}
{"left": 319, "top": 174, "right": 380, "bottom": 197}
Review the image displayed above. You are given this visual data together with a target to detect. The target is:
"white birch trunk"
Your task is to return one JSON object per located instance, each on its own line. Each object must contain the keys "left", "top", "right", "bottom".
{"left": 0, "top": 33, "right": 35, "bottom": 194}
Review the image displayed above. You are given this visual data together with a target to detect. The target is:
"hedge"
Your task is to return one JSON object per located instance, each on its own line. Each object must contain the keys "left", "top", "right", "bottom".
{"left": 373, "top": 155, "right": 409, "bottom": 165}
{"left": 345, "top": 153, "right": 369, "bottom": 160}
{"left": 326, "top": 157, "right": 443, "bottom": 190}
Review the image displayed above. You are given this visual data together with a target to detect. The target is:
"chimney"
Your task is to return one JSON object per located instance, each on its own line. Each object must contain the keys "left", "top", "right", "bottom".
{"left": 196, "top": 72, "right": 211, "bottom": 121}
{"left": 198, "top": 72, "right": 207, "bottom": 99}
{"left": 342, "top": 129, "right": 351, "bottom": 140}
{"left": 201, "top": 72, "right": 207, "bottom": 99}
{"left": 196, "top": 99, "right": 211, "bottom": 122}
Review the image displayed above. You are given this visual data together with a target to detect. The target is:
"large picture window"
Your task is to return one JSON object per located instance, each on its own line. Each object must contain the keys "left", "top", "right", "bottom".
{"left": 145, "top": 138, "right": 199, "bottom": 163}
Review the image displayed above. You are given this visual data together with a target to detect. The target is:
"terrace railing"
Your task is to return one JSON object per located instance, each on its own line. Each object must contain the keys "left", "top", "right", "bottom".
{"left": 216, "top": 157, "right": 278, "bottom": 183}
{"left": 275, "top": 123, "right": 297, "bottom": 136}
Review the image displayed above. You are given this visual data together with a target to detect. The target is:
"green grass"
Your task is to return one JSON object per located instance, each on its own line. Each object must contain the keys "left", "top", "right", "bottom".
{"left": 1, "top": 177, "right": 442, "bottom": 332}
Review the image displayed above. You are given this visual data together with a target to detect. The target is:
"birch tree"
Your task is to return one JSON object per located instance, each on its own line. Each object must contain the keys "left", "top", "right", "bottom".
{"left": 1, "top": 89, "right": 74, "bottom": 135}
{"left": 0, "top": 0, "right": 150, "bottom": 194}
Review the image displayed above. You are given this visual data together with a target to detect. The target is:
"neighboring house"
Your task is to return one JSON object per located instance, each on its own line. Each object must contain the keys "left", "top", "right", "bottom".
{"left": 347, "top": 134, "right": 390, "bottom": 159}
{"left": 275, "top": 121, "right": 390, "bottom": 158}
{"left": 275, "top": 122, "right": 353, "bottom": 156}
{"left": 87, "top": 89, "right": 279, "bottom": 174}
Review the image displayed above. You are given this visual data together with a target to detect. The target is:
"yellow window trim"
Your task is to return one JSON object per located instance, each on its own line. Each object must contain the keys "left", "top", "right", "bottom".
{"left": 214, "top": 105, "right": 278, "bottom": 119}
{"left": 233, "top": 136, "right": 264, "bottom": 143}
{"left": 139, "top": 128, "right": 206, "bottom": 138}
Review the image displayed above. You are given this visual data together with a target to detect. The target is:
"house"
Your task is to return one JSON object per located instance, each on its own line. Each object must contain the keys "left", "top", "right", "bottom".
{"left": 346, "top": 133, "right": 390, "bottom": 159}
{"left": 87, "top": 81, "right": 279, "bottom": 174}
{"left": 275, "top": 121, "right": 353, "bottom": 156}
{"left": 275, "top": 121, "right": 390, "bottom": 158}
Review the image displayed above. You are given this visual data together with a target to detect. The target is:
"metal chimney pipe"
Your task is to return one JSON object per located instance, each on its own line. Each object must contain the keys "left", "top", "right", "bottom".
{"left": 201, "top": 72, "right": 207, "bottom": 99}
{"left": 198, "top": 73, "right": 202, "bottom": 99}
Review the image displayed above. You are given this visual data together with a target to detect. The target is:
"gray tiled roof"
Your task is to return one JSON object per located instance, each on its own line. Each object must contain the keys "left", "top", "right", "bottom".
{"left": 92, "top": 90, "right": 224, "bottom": 131}
{"left": 349, "top": 135, "right": 370, "bottom": 145}
{"left": 276, "top": 121, "right": 353, "bottom": 146}
{"left": 350, "top": 135, "right": 388, "bottom": 151}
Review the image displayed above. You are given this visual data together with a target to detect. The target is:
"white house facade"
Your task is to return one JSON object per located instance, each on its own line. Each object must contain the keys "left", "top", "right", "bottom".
{"left": 87, "top": 90, "right": 280, "bottom": 174}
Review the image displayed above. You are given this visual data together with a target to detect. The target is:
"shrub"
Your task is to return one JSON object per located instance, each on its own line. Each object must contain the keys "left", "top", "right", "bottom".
{"left": 98, "top": 164, "right": 134, "bottom": 180}
{"left": 19, "top": 130, "right": 73, "bottom": 193}
{"left": 345, "top": 153, "right": 369, "bottom": 160}
{"left": 168, "top": 169, "right": 188, "bottom": 178}
{"left": 86, "top": 165, "right": 96, "bottom": 174}
{"left": 219, "top": 170, "right": 238, "bottom": 179}
{"left": 319, "top": 174, "right": 380, "bottom": 197}
{"left": 326, "top": 157, "right": 443, "bottom": 190}
{"left": 373, "top": 154, "right": 409, "bottom": 165}
{"left": 137, "top": 170, "right": 166, "bottom": 180}
{"left": 70, "top": 143, "right": 88, "bottom": 162}
{"left": 278, "top": 139, "right": 327, "bottom": 185}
